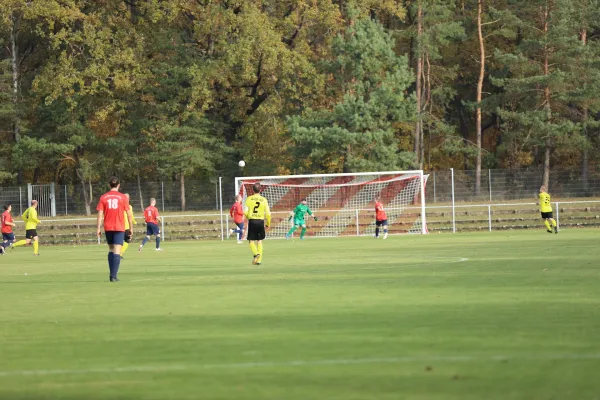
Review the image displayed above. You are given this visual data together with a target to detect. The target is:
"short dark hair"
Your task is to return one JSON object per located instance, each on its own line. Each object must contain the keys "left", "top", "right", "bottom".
{"left": 252, "top": 182, "right": 261, "bottom": 194}
{"left": 3, "top": 204, "right": 10, "bottom": 210}
{"left": 108, "top": 176, "right": 120, "bottom": 188}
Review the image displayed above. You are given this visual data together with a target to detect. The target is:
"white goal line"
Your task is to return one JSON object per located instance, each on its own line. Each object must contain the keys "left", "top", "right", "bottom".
{"left": 1, "top": 353, "right": 598, "bottom": 377}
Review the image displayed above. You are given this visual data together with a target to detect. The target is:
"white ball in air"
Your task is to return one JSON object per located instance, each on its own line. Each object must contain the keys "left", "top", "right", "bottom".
{"left": 238, "top": 160, "right": 246, "bottom": 167}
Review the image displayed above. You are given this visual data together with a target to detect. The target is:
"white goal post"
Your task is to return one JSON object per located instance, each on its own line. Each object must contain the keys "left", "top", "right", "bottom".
{"left": 234, "top": 171, "right": 428, "bottom": 238}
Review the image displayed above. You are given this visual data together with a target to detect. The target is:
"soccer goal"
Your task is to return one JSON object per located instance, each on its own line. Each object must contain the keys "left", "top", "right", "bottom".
{"left": 235, "top": 171, "right": 428, "bottom": 238}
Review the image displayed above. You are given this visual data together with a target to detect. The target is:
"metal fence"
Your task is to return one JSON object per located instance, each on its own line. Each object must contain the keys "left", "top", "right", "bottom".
{"left": 1, "top": 167, "right": 599, "bottom": 217}
{"left": 12, "top": 199, "right": 600, "bottom": 246}
{"left": 428, "top": 167, "right": 600, "bottom": 203}
{"left": 0, "top": 178, "right": 237, "bottom": 217}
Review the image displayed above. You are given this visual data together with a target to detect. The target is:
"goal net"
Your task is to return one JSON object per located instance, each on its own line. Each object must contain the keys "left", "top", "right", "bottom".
{"left": 235, "top": 171, "right": 428, "bottom": 239}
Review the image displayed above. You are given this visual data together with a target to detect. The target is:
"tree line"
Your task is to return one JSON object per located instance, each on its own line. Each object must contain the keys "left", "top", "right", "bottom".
{"left": 1, "top": 0, "right": 599, "bottom": 212}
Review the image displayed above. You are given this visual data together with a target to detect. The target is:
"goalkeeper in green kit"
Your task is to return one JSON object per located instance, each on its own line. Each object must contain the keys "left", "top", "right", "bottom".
{"left": 286, "top": 199, "right": 317, "bottom": 240}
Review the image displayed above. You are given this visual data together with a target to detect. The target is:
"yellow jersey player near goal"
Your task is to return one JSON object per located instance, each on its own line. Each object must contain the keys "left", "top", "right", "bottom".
{"left": 539, "top": 185, "right": 558, "bottom": 234}
{"left": 244, "top": 182, "right": 271, "bottom": 265}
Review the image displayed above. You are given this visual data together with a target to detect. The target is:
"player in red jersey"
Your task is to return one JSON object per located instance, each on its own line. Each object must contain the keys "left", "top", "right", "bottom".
{"left": 139, "top": 198, "right": 162, "bottom": 252}
{"left": 228, "top": 195, "right": 245, "bottom": 244}
{"left": 374, "top": 196, "right": 388, "bottom": 239}
{"left": 96, "top": 176, "right": 134, "bottom": 282}
{"left": 0, "top": 204, "right": 17, "bottom": 254}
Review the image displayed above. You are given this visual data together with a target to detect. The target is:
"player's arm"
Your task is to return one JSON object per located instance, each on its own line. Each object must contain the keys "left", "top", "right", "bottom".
{"left": 31, "top": 208, "right": 41, "bottom": 224}
{"left": 130, "top": 206, "right": 138, "bottom": 224}
{"left": 1, "top": 215, "right": 12, "bottom": 226}
{"left": 265, "top": 202, "right": 271, "bottom": 229}
{"left": 96, "top": 210, "right": 104, "bottom": 237}
{"left": 243, "top": 199, "right": 250, "bottom": 219}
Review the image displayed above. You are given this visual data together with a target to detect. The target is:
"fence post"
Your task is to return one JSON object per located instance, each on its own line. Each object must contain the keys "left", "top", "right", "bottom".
{"left": 65, "top": 185, "right": 68, "bottom": 215}
{"left": 555, "top": 202, "right": 560, "bottom": 230}
{"left": 50, "top": 183, "right": 57, "bottom": 217}
{"left": 19, "top": 186, "right": 23, "bottom": 214}
{"left": 488, "top": 169, "right": 492, "bottom": 202}
{"left": 355, "top": 209, "right": 360, "bottom": 236}
{"left": 488, "top": 205, "right": 492, "bottom": 232}
{"left": 451, "top": 168, "right": 456, "bottom": 233}
{"left": 219, "top": 177, "right": 224, "bottom": 241}
{"left": 162, "top": 217, "right": 166, "bottom": 242}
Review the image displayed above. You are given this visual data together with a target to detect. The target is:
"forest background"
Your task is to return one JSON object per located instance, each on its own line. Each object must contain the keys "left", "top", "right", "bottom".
{"left": 1, "top": 0, "right": 600, "bottom": 213}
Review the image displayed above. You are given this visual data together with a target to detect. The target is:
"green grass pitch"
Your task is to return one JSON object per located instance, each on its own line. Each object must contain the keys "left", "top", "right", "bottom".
{"left": 1, "top": 230, "right": 599, "bottom": 400}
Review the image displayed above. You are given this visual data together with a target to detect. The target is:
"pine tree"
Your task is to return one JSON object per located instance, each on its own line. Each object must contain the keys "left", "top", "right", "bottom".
{"left": 492, "top": 0, "right": 584, "bottom": 188}
{"left": 288, "top": 16, "right": 416, "bottom": 173}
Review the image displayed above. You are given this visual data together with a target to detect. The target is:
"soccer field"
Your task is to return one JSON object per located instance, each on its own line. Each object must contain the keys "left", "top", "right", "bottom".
{"left": 1, "top": 230, "right": 599, "bottom": 400}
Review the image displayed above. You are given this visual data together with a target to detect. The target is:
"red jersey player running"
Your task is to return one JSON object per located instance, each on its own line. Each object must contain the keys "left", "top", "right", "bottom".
{"left": 96, "top": 176, "right": 134, "bottom": 282}
{"left": 3, "top": 204, "right": 30, "bottom": 253}
{"left": 228, "top": 195, "right": 245, "bottom": 244}
{"left": 1, "top": 204, "right": 17, "bottom": 254}
{"left": 139, "top": 198, "right": 162, "bottom": 251}
{"left": 374, "top": 196, "right": 388, "bottom": 239}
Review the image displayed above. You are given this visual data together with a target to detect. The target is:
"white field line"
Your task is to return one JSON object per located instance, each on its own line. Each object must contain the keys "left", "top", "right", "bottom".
{"left": 1, "top": 353, "right": 600, "bottom": 377}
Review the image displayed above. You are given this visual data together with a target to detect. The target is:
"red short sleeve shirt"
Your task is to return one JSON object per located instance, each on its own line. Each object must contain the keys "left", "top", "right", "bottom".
{"left": 230, "top": 202, "right": 244, "bottom": 224}
{"left": 375, "top": 201, "right": 387, "bottom": 221}
{"left": 97, "top": 191, "right": 130, "bottom": 232}
{"left": 144, "top": 206, "right": 159, "bottom": 224}
{"left": 1, "top": 211, "right": 13, "bottom": 234}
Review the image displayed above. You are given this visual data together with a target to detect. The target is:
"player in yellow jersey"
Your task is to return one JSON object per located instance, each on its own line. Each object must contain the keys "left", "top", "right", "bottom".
{"left": 13, "top": 200, "right": 41, "bottom": 255}
{"left": 120, "top": 194, "right": 137, "bottom": 259}
{"left": 244, "top": 182, "right": 271, "bottom": 265}
{"left": 539, "top": 185, "right": 558, "bottom": 234}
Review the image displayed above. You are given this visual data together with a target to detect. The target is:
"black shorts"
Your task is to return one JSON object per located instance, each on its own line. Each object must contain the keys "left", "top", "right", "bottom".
{"left": 25, "top": 229, "right": 38, "bottom": 239}
{"left": 541, "top": 212, "right": 553, "bottom": 219}
{"left": 2, "top": 233, "right": 15, "bottom": 242}
{"left": 105, "top": 231, "right": 125, "bottom": 246}
{"left": 125, "top": 229, "right": 132, "bottom": 243}
{"left": 247, "top": 219, "right": 266, "bottom": 241}
{"left": 376, "top": 219, "right": 388, "bottom": 227}
{"left": 146, "top": 223, "right": 160, "bottom": 236}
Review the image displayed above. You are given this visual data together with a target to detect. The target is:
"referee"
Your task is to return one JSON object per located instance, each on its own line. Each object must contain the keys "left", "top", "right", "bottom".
{"left": 244, "top": 182, "right": 271, "bottom": 265}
